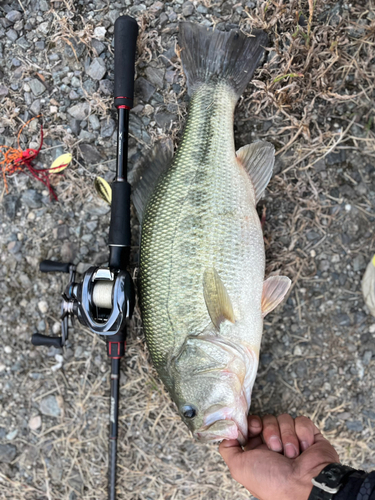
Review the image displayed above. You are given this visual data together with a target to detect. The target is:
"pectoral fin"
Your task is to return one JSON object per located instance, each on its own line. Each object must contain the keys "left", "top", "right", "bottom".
{"left": 203, "top": 268, "right": 235, "bottom": 330}
{"left": 261, "top": 276, "right": 291, "bottom": 318}
{"left": 236, "top": 141, "right": 275, "bottom": 204}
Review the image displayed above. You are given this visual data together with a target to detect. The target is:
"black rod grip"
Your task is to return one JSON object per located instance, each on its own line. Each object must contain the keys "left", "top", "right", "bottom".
{"left": 109, "top": 181, "right": 131, "bottom": 248}
{"left": 31, "top": 333, "right": 63, "bottom": 348}
{"left": 114, "top": 15, "right": 138, "bottom": 109}
{"left": 40, "top": 260, "right": 71, "bottom": 273}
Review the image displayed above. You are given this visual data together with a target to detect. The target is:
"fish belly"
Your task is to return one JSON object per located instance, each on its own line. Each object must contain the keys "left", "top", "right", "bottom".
{"left": 139, "top": 83, "right": 265, "bottom": 387}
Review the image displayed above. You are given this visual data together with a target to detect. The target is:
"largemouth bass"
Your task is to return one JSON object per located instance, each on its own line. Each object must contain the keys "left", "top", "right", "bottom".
{"left": 135, "top": 23, "right": 291, "bottom": 444}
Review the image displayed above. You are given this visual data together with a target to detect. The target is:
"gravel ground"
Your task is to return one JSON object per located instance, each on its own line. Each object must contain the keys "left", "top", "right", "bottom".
{"left": 1, "top": 0, "right": 375, "bottom": 499}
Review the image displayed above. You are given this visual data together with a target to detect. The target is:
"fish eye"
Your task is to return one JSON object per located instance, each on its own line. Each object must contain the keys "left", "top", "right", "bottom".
{"left": 182, "top": 405, "right": 197, "bottom": 419}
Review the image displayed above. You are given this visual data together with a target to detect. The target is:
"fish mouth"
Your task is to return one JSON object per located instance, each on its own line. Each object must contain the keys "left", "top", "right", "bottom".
{"left": 194, "top": 392, "right": 248, "bottom": 445}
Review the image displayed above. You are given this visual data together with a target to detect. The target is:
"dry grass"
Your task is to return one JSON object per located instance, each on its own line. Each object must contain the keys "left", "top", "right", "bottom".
{"left": 1, "top": 1, "right": 375, "bottom": 499}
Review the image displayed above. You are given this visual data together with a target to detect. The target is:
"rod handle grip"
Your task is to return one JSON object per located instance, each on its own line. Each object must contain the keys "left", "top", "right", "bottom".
{"left": 114, "top": 15, "right": 138, "bottom": 109}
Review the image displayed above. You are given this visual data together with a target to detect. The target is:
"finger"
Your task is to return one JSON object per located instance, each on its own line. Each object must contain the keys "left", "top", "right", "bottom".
{"left": 244, "top": 435, "right": 263, "bottom": 451}
{"left": 295, "top": 416, "right": 316, "bottom": 451}
{"left": 277, "top": 414, "right": 300, "bottom": 459}
{"left": 219, "top": 439, "right": 244, "bottom": 482}
{"left": 248, "top": 415, "right": 262, "bottom": 437}
{"left": 262, "top": 414, "right": 283, "bottom": 452}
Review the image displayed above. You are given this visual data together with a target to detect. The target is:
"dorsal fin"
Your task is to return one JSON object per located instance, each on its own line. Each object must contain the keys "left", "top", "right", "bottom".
{"left": 131, "top": 141, "right": 174, "bottom": 223}
{"left": 236, "top": 141, "right": 275, "bottom": 204}
{"left": 261, "top": 276, "right": 291, "bottom": 318}
{"left": 203, "top": 268, "right": 235, "bottom": 331}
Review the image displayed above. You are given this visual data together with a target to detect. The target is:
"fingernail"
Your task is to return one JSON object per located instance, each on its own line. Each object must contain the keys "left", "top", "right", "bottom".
{"left": 269, "top": 436, "right": 283, "bottom": 452}
{"left": 301, "top": 440, "right": 309, "bottom": 451}
{"left": 285, "top": 443, "right": 298, "bottom": 458}
{"left": 249, "top": 418, "right": 261, "bottom": 429}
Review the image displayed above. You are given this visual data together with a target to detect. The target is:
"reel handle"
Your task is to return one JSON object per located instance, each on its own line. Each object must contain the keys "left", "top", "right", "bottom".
{"left": 40, "top": 260, "right": 71, "bottom": 273}
{"left": 31, "top": 333, "right": 63, "bottom": 348}
{"left": 114, "top": 15, "right": 138, "bottom": 109}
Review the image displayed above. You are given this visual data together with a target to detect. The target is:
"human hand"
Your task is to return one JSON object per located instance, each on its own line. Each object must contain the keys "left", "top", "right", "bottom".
{"left": 219, "top": 414, "right": 340, "bottom": 500}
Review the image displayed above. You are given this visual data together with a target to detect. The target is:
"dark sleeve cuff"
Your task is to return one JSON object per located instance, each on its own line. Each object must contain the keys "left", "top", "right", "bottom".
{"left": 334, "top": 471, "right": 375, "bottom": 500}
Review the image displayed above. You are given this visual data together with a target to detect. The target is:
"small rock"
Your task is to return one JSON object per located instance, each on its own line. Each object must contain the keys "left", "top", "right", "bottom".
{"left": 7, "top": 241, "right": 22, "bottom": 254}
{"left": 69, "top": 118, "right": 81, "bottom": 135}
{"left": 336, "top": 313, "right": 351, "bottom": 327}
{"left": 35, "top": 40, "right": 45, "bottom": 50}
{"left": 319, "top": 260, "right": 330, "bottom": 272}
{"left": 108, "top": 10, "right": 120, "bottom": 24}
{"left": 0, "top": 444, "right": 17, "bottom": 463}
{"left": 29, "top": 78, "right": 46, "bottom": 97}
{"left": 79, "top": 130, "right": 96, "bottom": 143}
{"left": 293, "top": 345, "right": 303, "bottom": 356}
{"left": 61, "top": 241, "right": 79, "bottom": 262}
{"left": 296, "top": 360, "right": 307, "bottom": 377}
{"left": 92, "top": 39, "right": 106, "bottom": 56}
{"left": 6, "top": 429, "right": 18, "bottom": 441}
{"left": 4, "top": 346, "right": 12, "bottom": 354}
{"left": 52, "top": 322, "right": 61, "bottom": 334}
{"left": 346, "top": 420, "right": 363, "bottom": 432}
{"left": 353, "top": 254, "right": 366, "bottom": 272}
{"left": 39, "top": 0, "right": 49, "bottom": 11}
{"left": 337, "top": 412, "right": 351, "bottom": 420}
{"left": 145, "top": 66, "right": 165, "bottom": 89}
{"left": 306, "top": 230, "right": 321, "bottom": 241}
{"left": 17, "top": 36, "right": 30, "bottom": 49}
{"left": 86, "top": 58, "right": 106, "bottom": 80}
{"left": 39, "top": 395, "right": 61, "bottom": 417}
{"left": 6, "top": 10, "right": 22, "bottom": 23}
{"left": 6, "top": 29, "right": 18, "bottom": 42}
{"left": 326, "top": 150, "right": 346, "bottom": 165}
{"left": 69, "top": 89, "right": 80, "bottom": 100}
{"left": 3, "top": 195, "right": 20, "bottom": 219}
{"left": 94, "top": 26, "right": 106, "bottom": 41}
{"left": 100, "top": 117, "right": 116, "bottom": 138}
{"left": 68, "top": 102, "right": 90, "bottom": 120}
{"left": 30, "top": 99, "right": 41, "bottom": 115}
{"left": 99, "top": 79, "right": 114, "bottom": 95}
{"left": 89, "top": 114, "right": 100, "bottom": 130}
{"left": 135, "top": 77, "right": 156, "bottom": 102}
{"left": 83, "top": 78, "right": 98, "bottom": 93}
{"left": 79, "top": 143, "right": 102, "bottom": 163}
{"left": 64, "top": 38, "right": 86, "bottom": 59}
{"left": 28, "top": 415, "right": 42, "bottom": 431}
{"left": 21, "top": 189, "right": 42, "bottom": 208}
{"left": 363, "top": 350, "right": 372, "bottom": 365}
{"left": 38, "top": 301, "right": 48, "bottom": 314}
{"left": 54, "top": 225, "right": 70, "bottom": 239}
{"left": 0, "top": 85, "right": 9, "bottom": 97}
{"left": 155, "top": 111, "right": 176, "bottom": 128}
{"left": 71, "top": 76, "right": 80, "bottom": 88}
{"left": 182, "top": 1, "right": 194, "bottom": 16}
{"left": 314, "top": 159, "right": 326, "bottom": 172}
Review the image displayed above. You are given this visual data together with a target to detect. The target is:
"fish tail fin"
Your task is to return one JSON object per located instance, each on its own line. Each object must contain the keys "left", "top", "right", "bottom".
{"left": 178, "top": 22, "right": 268, "bottom": 98}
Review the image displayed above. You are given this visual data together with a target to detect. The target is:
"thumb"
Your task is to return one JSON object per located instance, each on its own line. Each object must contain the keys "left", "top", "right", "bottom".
{"left": 219, "top": 439, "right": 243, "bottom": 474}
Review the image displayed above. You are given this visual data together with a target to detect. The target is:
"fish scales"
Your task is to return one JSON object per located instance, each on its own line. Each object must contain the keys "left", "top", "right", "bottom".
{"left": 137, "top": 22, "right": 291, "bottom": 443}
{"left": 140, "top": 83, "right": 265, "bottom": 383}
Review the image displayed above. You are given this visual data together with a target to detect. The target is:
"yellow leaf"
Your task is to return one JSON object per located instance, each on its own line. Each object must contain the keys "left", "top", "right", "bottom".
{"left": 49, "top": 153, "right": 72, "bottom": 173}
{"left": 94, "top": 176, "right": 112, "bottom": 205}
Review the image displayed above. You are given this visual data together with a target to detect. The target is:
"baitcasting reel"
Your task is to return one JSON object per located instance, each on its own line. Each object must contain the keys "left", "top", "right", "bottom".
{"left": 31, "top": 260, "right": 135, "bottom": 349}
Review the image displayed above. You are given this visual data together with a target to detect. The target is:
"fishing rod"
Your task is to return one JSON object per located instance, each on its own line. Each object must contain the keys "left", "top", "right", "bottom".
{"left": 31, "top": 15, "right": 138, "bottom": 500}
